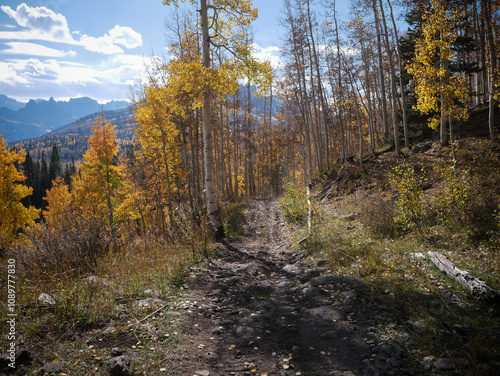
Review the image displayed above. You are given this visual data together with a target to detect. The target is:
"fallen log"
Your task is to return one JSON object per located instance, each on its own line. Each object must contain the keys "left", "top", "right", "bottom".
{"left": 428, "top": 251, "right": 500, "bottom": 305}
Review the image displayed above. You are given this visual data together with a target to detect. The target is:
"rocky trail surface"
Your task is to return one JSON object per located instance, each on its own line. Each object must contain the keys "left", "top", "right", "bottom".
{"left": 173, "top": 200, "right": 420, "bottom": 376}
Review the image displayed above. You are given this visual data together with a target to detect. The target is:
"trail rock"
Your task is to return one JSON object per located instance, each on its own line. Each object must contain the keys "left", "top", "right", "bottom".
{"left": 143, "top": 289, "right": 159, "bottom": 297}
{"left": 194, "top": 371, "right": 210, "bottom": 376}
{"left": 136, "top": 297, "right": 165, "bottom": 308}
{"left": 305, "top": 305, "right": 345, "bottom": 321}
{"left": 434, "top": 357, "right": 469, "bottom": 370}
{"left": 343, "top": 298, "right": 355, "bottom": 313}
{"left": 405, "top": 319, "right": 425, "bottom": 333}
{"left": 253, "top": 300, "right": 273, "bottom": 311}
{"left": 38, "top": 293, "right": 57, "bottom": 305}
{"left": 282, "top": 263, "right": 303, "bottom": 275}
{"left": 40, "top": 361, "right": 66, "bottom": 374}
{"left": 305, "top": 274, "right": 365, "bottom": 287}
{"left": 102, "top": 324, "right": 116, "bottom": 335}
{"left": 107, "top": 354, "right": 131, "bottom": 376}
{"left": 84, "top": 275, "right": 110, "bottom": 286}
{"left": 238, "top": 317, "right": 253, "bottom": 325}
{"left": 246, "top": 281, "right": 273, "bottom": 294}
{"left": 302, "top": 287, "right": 321, "bottom": 297}
{"left": 320, "top": 330, "right": 338, "bottom": 339}
{"left": 299, "top": 268, "right": 321, "bottom": 283}
{"left": 236, "top": 326, "right": 255, "bottom": 338}
{"left": 111, "top": 348, "right": 123, "bottom": 356}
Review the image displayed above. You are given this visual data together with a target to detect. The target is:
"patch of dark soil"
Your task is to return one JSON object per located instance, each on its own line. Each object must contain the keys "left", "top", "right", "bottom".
{"left": 89, "top": 332, "right": 139, "bottom": 349}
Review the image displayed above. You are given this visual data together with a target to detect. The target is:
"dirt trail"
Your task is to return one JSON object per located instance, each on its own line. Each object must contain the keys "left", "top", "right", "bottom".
{"left": 174, "top": 199, "right": 417, "bottom": 376}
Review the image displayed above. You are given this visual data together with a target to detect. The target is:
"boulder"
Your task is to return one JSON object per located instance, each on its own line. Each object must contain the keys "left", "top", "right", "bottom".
{"left": 41, "top": 361, "right": 66, "bottom": 374}
{"left": 107, "top": 354, "right": 131, "bottom": 376}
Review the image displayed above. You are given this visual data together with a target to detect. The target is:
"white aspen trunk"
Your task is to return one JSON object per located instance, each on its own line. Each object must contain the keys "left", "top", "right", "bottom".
{"left": 387, "top": 0, "right": 409, "bottom": 148}
{"left": 482, "top": 0, "right": 496, "bottom": 139}
{"left": 372, "top": 0, "right": 389, "bottom": 139}
{"left": 378, "top": 0, "right": 400, "bottom": 154}
{"left": 201, "top": 0, "right": 224, "bottom": 240}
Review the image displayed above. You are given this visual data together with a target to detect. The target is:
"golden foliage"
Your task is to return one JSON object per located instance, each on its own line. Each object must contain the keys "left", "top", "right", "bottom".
{"left": 0, "top": 135, "right": 39, "bottom": 248}
{"left": 406, "top": 0, "right": 469, "bottom": 129}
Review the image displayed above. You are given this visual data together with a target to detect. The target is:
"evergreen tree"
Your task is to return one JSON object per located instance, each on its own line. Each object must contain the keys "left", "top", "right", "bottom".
{"left": 21, "top": 151, "right": 36, "bottom": 207}
{"left": 39, "top": 152, "right": 50, "bottom": 210}
{"left": 49, "top": 144, "right": 62, "bottom": 182}
{"left": 63, "top": 158, "right": 76, "bottom": 188}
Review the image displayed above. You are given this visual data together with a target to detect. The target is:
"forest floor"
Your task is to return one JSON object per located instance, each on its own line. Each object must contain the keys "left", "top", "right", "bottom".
{"left": 164, "top": 199, "right": 427, "bottom": 376}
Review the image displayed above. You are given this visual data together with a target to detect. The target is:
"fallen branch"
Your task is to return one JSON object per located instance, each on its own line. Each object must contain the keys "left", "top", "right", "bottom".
{"left": 126, "top": 303, "right": 169, "bottom": 329}
{"left": 428, "top": 251, "right": 500, "bottom": 305}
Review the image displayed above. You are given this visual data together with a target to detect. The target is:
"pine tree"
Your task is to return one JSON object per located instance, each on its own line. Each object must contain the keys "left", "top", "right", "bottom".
{"left": 21, "top": 151, "right": 36, "bottom": 207}
{"left": 49, "top": 144, "right": 62, "bottom": 182}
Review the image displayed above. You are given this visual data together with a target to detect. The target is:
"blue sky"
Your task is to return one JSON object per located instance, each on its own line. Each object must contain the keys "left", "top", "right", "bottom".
{"left": 0, "top": 0, "right": 291, "bottom": 103}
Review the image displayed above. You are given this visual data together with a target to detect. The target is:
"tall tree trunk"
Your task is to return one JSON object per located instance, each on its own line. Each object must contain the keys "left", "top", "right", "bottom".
{"left": 201, "top": 0, "right": 224, "bottom": 240}
{"left": 373, "top": 0, "right": 389, "bottom": 139}
{"left": 481, "top": 0, "right": 496, "bottom": 139}
{"left": 387, "top": 0, "right": 409, "bottom": 148}
{"left": 440, "top": 32, "right": 448, "bottom": 147}
{"left": 378, "top": 0, "right": 400, "bottom": 154}
{"left": 333, "top": 0, "right": 347, "bottom": 161}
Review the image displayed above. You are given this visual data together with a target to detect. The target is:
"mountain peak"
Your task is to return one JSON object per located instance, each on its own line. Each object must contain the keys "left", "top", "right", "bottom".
{"left": 0, "top": 95, "right": 131, "bottom": 142}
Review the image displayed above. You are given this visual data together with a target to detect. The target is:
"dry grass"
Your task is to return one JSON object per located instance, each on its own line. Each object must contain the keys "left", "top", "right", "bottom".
{"left": 0, "top": 217, "right": 212, "bottom": 375}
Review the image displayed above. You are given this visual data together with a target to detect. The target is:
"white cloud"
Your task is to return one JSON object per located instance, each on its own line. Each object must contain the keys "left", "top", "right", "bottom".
{"left": 0, "top": 4, "right": 143, "bottom": 54}
{"left": 109, "top": 25, "right": 142, "bottom": 49}
{"left": 0, "top": 54, "right": 153, "bottom": 101}
{"left": 0, "top": 3, "right": 74, "bottom": 43}
{"left": 1, "top": 41, "right": 76, "bottom": 57}
{"left": 252, "top": 43, "right": 283, "bottom": 69}
{"left": 0, "top": 58, "right": 61, "bottom": 86}
{"left": 80, "top": 34, "right": 124, "bottom": 54}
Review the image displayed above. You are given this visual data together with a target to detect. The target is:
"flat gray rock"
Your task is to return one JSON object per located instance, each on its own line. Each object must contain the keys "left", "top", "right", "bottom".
{"left": 305, "top": 305, "right": 344, "bottom": 321}
{"left": 434, "top": 357, "right": 469, "bottom": 370}
{"left": 302, "top": 287, "right": 320, "bottom": 297}
{"left": 42, "top": 361, "right": 66, "bottom": 373}
{"left": 38, "top": 293, "right": 57, "bottom": 305}
{"left": 194, "top": 371, "right": 210, "bottom": 376}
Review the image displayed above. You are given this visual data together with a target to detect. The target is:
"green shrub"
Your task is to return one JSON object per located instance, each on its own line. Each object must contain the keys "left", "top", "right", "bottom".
{"left": 434, "top": 166, "right": 470, "bottom": 228}
{"left": 389, "top": 163, "right": 424, "bottom": 232}
{"left": 280, "top": 182, "right": 309, "bottom": 224}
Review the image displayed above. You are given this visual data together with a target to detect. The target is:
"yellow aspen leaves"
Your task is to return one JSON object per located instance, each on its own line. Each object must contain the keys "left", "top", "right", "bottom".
{"left": 0, "top": 135, "right": 39, "bottom": 248}
{"left": 407, "top": 0, "right": 469, "bottom": 129}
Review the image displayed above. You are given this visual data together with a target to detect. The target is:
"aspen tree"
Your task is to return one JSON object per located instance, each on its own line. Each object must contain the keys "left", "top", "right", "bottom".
{"left": 0, "top": 136, "right": 39, "bottom": 248}
{"left": 407, "top": 0, "right": 469, "bottom": 144}
{"left": 163, "top": 0, "right": 270, "bottom": 239}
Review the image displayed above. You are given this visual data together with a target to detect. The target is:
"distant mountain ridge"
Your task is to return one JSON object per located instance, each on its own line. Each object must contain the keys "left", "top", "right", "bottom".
{"left": 0, "top": 94, "right": 25, "bottom": 111}
{"left": 0, "top": 95, "right": 131, "bottom": 142}
{"left": 14, "top": 107, "right": 136, "bottom": 164}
